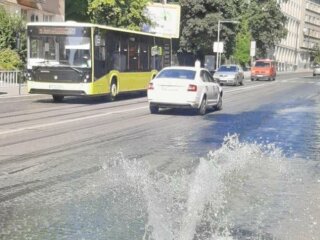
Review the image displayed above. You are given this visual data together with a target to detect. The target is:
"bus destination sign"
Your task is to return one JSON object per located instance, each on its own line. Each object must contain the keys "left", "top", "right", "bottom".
{"left": 38, "top": 27, "right": 76, "bottom": 35}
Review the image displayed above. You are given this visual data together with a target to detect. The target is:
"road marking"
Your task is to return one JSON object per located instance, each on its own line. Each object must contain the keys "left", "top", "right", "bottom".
{"left": 224, "top": 76, "right": 318, "bottom": 94}
{"left": 0, "top": 106, "right": 147, "bottom": 136}
{"left": 224, "top": 82, "right": 271, "bottom": 93}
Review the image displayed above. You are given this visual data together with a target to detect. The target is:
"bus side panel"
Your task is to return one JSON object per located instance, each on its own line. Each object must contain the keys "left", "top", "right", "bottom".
{"left": 92, "top": 70, "right": 157, "bottom": 95}
{"left": 117, "top": 71, "right": 156, "bottom": 92}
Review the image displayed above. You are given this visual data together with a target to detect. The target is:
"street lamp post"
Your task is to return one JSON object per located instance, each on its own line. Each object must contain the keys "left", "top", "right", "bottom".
{"left": 215, "top": 19, "right": 239, "bottom": 69}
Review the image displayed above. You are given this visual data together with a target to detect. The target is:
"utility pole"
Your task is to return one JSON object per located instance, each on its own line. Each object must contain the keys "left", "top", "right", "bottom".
{"left": 215, "top": 19, "right": 239, "bottom": 69}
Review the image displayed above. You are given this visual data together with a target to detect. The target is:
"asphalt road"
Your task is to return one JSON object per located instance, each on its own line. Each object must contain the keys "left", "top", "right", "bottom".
{"left": 0, "top": 71, "right": 319, "bottom": 239}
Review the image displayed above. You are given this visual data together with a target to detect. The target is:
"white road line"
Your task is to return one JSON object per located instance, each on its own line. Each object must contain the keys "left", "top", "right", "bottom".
{"left": 224, "top": 82, "right": 271, "bottom": 93}
{"left": 0, "top": 106, "right": 147, "bottom": 136}
{"left": 224, "top": 77, "right": 315, "bottom": 93}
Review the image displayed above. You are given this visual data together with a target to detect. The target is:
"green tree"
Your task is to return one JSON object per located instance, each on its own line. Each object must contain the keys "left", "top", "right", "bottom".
{"left": 179, "top": 0, "right": 240, "bottom": 59}
{"left": 65, "top": 0, "right": 90, "bottom": 22}
{"left": 0, "top": 48, "right": 23, "bottom": 70}
{"left": 234, "top": 19, "right": 251, "bottom": 67}
{"left": 310, "top": 44, "right": 320, "bottom": 65}
{"left": 88, "top": 0, "right": 151, "bottom": 31}
{"left": 247, "top": 0, "right": 288, "bottom": 58}
{"left": 0, "top": 6, "right": 26, "bottom": 67}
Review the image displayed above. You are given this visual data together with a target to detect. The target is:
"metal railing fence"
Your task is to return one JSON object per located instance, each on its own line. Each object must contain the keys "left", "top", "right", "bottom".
{"left": 0, "top": 70, "right": 23, "bottom": 86}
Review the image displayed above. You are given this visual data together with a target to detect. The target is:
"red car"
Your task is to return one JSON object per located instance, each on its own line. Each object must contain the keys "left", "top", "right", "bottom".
{"left": 251, "top": 59, "right": 276, "bottom": 81}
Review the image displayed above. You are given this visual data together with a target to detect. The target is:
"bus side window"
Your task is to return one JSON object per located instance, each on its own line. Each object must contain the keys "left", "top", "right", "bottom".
{"left": 152, "top": 39, "right": 164, "bottom": 71}
{"left": 139, "top": 37, "right": 149, "bottom": 71}
{"left": 129, "top": 36, "right": 138, "bottom": 71}
{"left": 120, "top": 37, "right": 128, "bottom": 71}
{"left": 94, "top": 32, "right": 106, "bottom": 79}
{"left": 106, "top": 31, "right": 120, "bottom": 72}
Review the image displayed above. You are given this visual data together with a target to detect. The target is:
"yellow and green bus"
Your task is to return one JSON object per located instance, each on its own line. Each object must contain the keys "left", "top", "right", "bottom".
{"left": 26, "top": 21, "right": 172, "bottom": 102}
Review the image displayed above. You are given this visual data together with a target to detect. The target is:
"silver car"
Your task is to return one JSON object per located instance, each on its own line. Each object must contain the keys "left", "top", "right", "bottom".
{"left": 213, "top": 64, "right": 244, "bottom": 86}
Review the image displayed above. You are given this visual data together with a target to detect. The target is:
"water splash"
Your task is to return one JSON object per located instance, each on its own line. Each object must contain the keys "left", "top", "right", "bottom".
{"left": 115, "top": 134, "right": 300, "bottom": 240}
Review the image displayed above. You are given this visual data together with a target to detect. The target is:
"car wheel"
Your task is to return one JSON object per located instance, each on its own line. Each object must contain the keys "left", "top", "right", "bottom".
{"left": 108, "top": 80, "right": 117, "bottom": 101}
{"left": 215, "top": 95, "right": 222, "bottom": 111}
{"left": 251, "top": 78, "right": 255, "bottom": 81}
{"left": 149, "top": 105, "right": 159, "bottom": 114}
{"left": 198, "top": 97, "right": 207, "bottom": 115}
{"left": 52, "top": 95, "right": 64, "bottom": 102}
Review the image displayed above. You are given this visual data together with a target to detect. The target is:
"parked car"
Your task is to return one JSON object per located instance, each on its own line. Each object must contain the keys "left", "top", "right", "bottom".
{"left": 313, "top": 65, "right": 320, "bottom": 76}
{"left": 251, "top": 59, "right": 276, "bottom": 81}
{"left": 213, "top": 64, "right": 244, "bottom": 86}
{"left": 147, "top": 66, "right": 223, "bottom": 115}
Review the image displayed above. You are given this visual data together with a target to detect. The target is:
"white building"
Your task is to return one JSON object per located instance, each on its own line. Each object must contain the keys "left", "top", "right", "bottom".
{"left": 0, "top": 0, "right": 64, "bottom": 22}
{"left": 274, "top": 0, "right": 320, "bottom": 71}
{"left": 274, "top": 0, "right": 306, "bottom": 71}
{"left": 302, "top": 0, "right": 320, "bottom": 67}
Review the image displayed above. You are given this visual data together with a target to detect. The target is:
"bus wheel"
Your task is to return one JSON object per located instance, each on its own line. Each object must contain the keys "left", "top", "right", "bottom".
{"left": 108, "top": 80, "right": 117, "bottom": 101}
{"left": 52, "top": 95, "right": 64, "bottom": 102}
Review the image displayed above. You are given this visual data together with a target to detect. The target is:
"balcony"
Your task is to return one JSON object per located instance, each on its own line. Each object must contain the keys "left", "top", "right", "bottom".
{"left": 17, "top": 0, "right": 46, "bottom": 9}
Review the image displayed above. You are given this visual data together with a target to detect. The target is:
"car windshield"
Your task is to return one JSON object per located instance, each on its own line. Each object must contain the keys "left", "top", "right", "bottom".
{"left": 218, "top": 66, "right": 237, "bottom": 72}
{"left": 255, "top": 61, "right": 270, "bottom": 67}
{"left": 156, "top": 69, "right": 196, "bottom": 80}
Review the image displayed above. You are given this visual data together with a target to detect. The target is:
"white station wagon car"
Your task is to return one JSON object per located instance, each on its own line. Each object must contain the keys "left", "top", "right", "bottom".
{"left": 147, "top": 66, "right": 223, "bottom": 115}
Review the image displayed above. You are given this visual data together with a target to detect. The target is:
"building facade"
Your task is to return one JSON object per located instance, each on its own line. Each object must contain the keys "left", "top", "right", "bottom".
{"left": 0, "top": 0, "right": 64, "bottom": 22}
{"left": 274, "top": 0, "right": 320, "bottom": 71}
{"left": 274, "top": 0, "right": 306, "bottom": 71}
{"left": 302, "top": 0, "right": 320, "bottom": 67}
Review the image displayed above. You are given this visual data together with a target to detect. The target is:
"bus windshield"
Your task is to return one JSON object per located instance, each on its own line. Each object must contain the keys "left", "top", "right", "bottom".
{"left": 28, "top": 28, "right": 91, "bottom": 69}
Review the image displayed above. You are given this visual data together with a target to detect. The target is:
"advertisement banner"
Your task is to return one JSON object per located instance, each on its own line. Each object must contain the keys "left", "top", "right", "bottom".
{"left": 143, "top": 3, "right": 181, "bottom": 38}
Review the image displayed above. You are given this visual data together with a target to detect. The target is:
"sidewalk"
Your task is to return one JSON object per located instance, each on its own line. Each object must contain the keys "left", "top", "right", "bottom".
{"left": 0, "top": 84, "right": 29, "bottom": 98}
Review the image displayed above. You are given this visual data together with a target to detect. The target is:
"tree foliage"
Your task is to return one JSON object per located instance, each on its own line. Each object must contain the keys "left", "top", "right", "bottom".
{"left": 0, "top": 6, "right": 26, "bottom": 67}
{"left": 247, "top": 0, "right": 287, "bottom": 58}
{"left": 179, "top": 0, "right": 241, "bottom": 58}
{"left": 234, "top": 19, "right": 251, "bottom": 67}
{"left": 0, "top": 48, "right": 23, "bottom": 70}
{"left": 65, "top": 0, "right": 90, "bottom": 22}
{"left": 178, "top": 0, "right": 287, "bottom": 61}
{"left": 310, "top": 44, "right": 320, "bottom": 65}
{"left": 88, "top": 0, "right": 151, "bottom": 31}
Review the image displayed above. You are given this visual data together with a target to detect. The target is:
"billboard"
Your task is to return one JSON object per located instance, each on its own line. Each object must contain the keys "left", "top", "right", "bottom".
{"left": 143, "top": 3, "right": 181, "bottom": 38}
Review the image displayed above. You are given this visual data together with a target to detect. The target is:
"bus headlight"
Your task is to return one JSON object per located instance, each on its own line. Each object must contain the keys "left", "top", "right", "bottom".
{"left": 26, "top": 71, "right": 33, "bottom": 81}
{"left": 83, "top": 74, "right": 91, "bottom": 83}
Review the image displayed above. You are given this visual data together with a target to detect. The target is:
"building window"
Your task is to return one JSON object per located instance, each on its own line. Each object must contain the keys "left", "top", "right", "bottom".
{"left": 21, "top": 9, "right": 27, "bottom": 21}
{"left": 31, "top": 14, "right": 39, "bottom": 22}
{"left": 43, "top": 15, "right": 53, "bottom": 22}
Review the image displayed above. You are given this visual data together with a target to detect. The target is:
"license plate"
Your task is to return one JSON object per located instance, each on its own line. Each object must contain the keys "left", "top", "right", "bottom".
{"left": 162, "top": 86, "right": 177, "bottom": 91}
{"left": 49, "top": 85, "right": 63, "bottom": 90}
